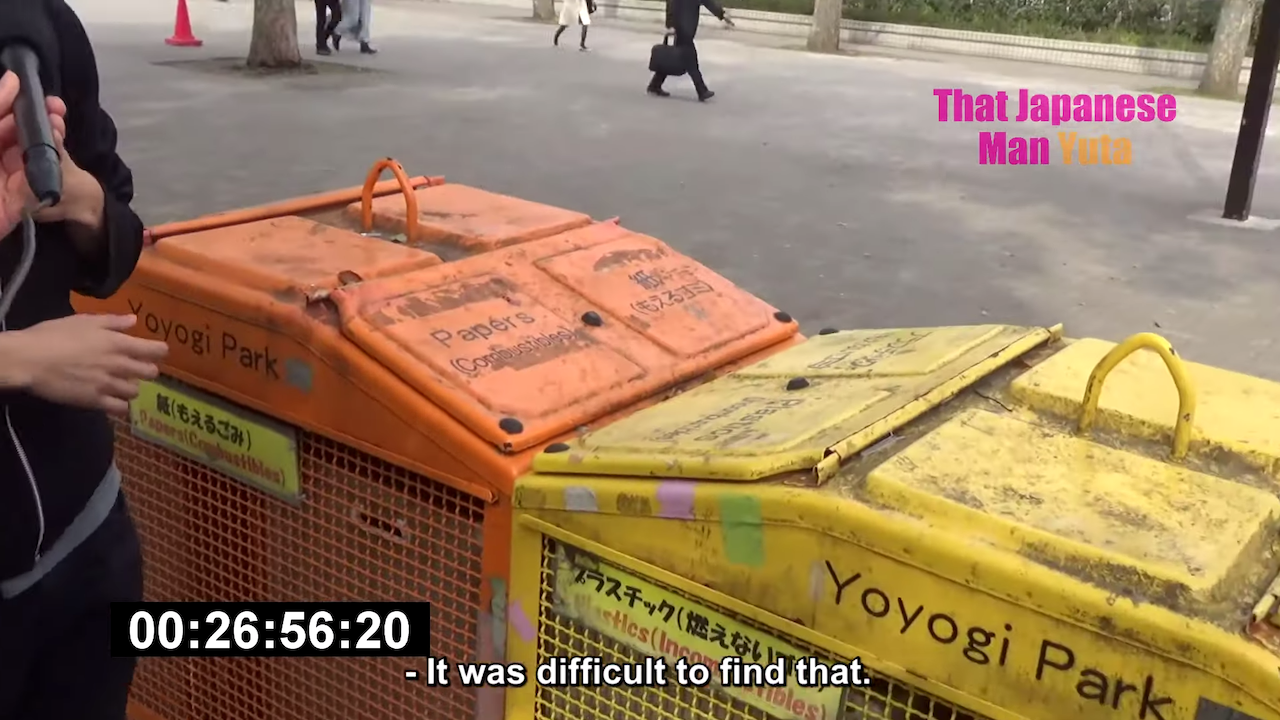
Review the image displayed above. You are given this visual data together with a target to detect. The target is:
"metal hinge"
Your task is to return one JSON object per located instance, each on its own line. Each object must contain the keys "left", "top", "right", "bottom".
{"left": 1249, "top": 572, "right": 1280, "bottom": 625}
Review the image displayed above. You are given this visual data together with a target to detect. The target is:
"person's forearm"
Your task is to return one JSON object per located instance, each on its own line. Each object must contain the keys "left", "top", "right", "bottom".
{"left": 74, "top": 192, "right": 144, "bottom": 299}
{"left": 65, "top": 171, "right": 108, "bottom": 260}
{"left": 0, "top": 332, "right": 32, "bottom": 391}
{"left": 60, "top": 170, "right": 144, "bottom": 299}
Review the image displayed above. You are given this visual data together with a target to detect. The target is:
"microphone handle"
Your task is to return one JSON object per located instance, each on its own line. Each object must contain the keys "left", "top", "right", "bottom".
{"left": 0, "top": 45, "right": 61, "bottom": 208}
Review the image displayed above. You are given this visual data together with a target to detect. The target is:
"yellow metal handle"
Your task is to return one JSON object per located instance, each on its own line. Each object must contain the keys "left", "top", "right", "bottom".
{"left": 1077, "top": 332, "right": 1197, "bottom": 461}
{"left": 360, "top": 158, "right": 419, "bottom": 243}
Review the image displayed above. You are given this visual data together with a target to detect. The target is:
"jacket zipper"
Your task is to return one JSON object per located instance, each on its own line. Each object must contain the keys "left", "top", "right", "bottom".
{"left": 0, "top": 275, "right": 46, "bottom": 564}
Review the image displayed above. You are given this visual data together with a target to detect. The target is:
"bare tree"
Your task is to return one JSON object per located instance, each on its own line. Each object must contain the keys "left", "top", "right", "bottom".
{"left": 534, "top": 0, "right": 556, "bottom": 21}
{"left": 808, "top": 0, "right": 842, "bottom": 52}
{"left": 1199, "top": 0, "right": 1259, "bottom": 97}
{"left": 248, "top": 0, "right": 303, "bottom": 69}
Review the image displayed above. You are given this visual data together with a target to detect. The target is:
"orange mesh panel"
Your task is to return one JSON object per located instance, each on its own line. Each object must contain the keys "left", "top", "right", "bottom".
{"left": 113, "top": 420, "right": 486, "bottom": 720}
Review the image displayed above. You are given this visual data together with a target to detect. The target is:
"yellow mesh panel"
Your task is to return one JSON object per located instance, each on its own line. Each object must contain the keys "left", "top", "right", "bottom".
{"left": 113, "top": 419, "right": 486, "bottom": 720}
{"left": 536, "top": 538, "right": 991, "bottom": 720}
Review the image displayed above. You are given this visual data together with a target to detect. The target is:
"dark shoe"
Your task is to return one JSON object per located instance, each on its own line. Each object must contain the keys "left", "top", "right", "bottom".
{"left": 697, "top": 90, "right": 715, "bottom": 102}
{"left": 579, "top": 45, "right": 589, "bottom": 51}
{"left": 331, "top": 33, "right": 341, "bottom": 51}
{"left": 647, "top": 86, "right": 670, "bottom": 97}
{"left": 316, "top": 44, "right": 332, "bottom": 56}
{"left": 360, "top": 42, "right": 378, "bottom": 54}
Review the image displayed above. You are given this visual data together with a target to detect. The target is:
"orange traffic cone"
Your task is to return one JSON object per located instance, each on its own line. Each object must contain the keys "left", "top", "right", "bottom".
{"left": 165, "top": 0, "right": 204, "bottom": 47}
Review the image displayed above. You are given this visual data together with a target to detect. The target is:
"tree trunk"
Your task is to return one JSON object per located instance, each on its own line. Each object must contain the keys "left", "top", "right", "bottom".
{"left": 807, "top": 0, "right": 842, "bottom": 52}
{"left": 533, "top": 0, "right": 556, "bottom": 21}
{"left": 248, "top": 0, "right": 302, "bottom": 69}
{"left": 1199, "top": 0, "right": 1258, "bottom": 98}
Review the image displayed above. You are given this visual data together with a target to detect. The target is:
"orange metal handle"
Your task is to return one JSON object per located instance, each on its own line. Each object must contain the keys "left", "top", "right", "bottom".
{"left": 360, "top": 158, "right": 419, "bottom": 243}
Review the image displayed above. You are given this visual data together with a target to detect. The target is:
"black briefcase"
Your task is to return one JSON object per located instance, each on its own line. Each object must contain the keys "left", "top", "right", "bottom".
{"left": 649, "top": 34, "right": 687, "bottom": 77}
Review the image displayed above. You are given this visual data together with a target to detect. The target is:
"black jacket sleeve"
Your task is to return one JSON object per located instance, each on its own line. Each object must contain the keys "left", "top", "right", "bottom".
{"left": 700, "top": 0, "right": 727, "bottom": 21}
{"left": 52, "top": 0, "right": 145, "bottom": 299}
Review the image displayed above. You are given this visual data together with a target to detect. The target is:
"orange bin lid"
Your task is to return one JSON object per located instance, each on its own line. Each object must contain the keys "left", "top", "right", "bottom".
{"left": 154, "top": 215, "right": 442, "bottom": 292}
{"left": 535, "top": 234, "right": 773, "bottom": 357}
{"left": 330, "top": 222, "right": 797, "bottom": 452}
{"left": 346, "top": 184, "right": 594, "bottom": 252}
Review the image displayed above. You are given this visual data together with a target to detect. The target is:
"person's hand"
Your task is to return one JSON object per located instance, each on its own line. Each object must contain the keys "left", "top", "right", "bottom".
{"left": 722, "top": 14, "right": 735, "bottom": 26}
{"left": 28, "top": 137, "right": 104, "bottom": 231}
{"left": 5, "top": 79, "right": 103, "bottom": 232}
{"left": 0, "top": 71, "right": 69, "bottom": 239}
{"left": 0, "top": 314, "right": 169, "bottom": 415}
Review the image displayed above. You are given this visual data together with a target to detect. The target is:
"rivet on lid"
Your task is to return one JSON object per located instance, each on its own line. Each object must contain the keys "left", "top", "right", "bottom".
{"left": 786, "top": 377, "right": 810, "bottom": 391}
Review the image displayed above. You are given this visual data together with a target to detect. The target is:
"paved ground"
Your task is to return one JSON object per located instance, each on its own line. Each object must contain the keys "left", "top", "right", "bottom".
{"left": 70, "top": 0, "right": 1280, "bottom": 378}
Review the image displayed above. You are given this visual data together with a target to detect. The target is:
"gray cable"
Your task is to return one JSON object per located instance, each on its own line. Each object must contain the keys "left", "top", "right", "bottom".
{"left": 0, "top": 214, "right": 38, "bottom": 324}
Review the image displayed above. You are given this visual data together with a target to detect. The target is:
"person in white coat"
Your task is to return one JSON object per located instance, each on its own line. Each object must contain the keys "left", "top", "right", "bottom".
{"left": 553, "top": 0, "right": 595, "bottom": 50}
{"left": 333, "top": 0, "right": 377, "bottom": 54}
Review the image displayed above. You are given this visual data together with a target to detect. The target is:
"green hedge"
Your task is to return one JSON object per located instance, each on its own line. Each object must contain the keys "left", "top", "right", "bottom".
{"left": 720, "top": 0, "right": 1239, "bottom": 50}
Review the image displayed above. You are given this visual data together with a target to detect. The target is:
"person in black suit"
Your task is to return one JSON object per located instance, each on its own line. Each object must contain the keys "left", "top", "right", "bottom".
{"left": 313, "top": 0, "right": 343, "bottom": 55}
{"left": 647, "top": 0, "right": 733, "bottom": 101}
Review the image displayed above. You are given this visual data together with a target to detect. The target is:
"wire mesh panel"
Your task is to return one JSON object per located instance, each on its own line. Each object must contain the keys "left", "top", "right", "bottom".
{"left": 113, "top": 419, "right": 486, "bottom": 720}
{"left": 535, "top": 538, "right": 990, "bottom": 720}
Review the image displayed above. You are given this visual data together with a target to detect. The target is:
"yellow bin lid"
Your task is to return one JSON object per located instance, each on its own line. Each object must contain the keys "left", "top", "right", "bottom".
{"left": 534, "top": 324, "right": 1053, "bottom": 481}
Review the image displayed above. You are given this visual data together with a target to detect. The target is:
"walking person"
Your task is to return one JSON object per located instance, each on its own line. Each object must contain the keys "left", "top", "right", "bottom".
{"left": 313, "top": 0, "right": 342, "bottom": 55}
{"left": 553, "top": 0, "right": 595, "bottom": 51}
{"left": 333, "top": 0, "right": 377, "bottom": 55}
{"left": 647, "top": 0, "right": 733, "bottom": 101}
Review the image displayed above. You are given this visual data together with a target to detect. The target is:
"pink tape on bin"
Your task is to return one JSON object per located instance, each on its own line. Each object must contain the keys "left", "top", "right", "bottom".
{"left": 656, "top": 481, "right": 696, "bottom": 519}
{"left": 508, "top": 600, "right": 536, "bottom": 642}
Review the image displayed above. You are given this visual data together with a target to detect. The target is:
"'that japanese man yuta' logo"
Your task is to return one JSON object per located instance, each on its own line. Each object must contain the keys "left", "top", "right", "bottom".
{"left": 933, "top": 88, "right": 1177, "bottom": 166}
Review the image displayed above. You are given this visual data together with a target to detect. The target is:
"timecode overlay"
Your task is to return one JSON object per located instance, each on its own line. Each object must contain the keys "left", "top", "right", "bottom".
{"left": 110, "top": 602, "right": 431, "bottom": 657}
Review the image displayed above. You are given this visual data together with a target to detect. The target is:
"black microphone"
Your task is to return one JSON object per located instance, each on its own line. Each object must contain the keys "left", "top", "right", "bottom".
{"left": 0, "top": 0, "right": 62, "bottom": 325}
{"left": 0, "top": 0, "right": 63, "bottom": 208}
{"left": 1, "top": 46, "right": 60, "bottom": 207}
